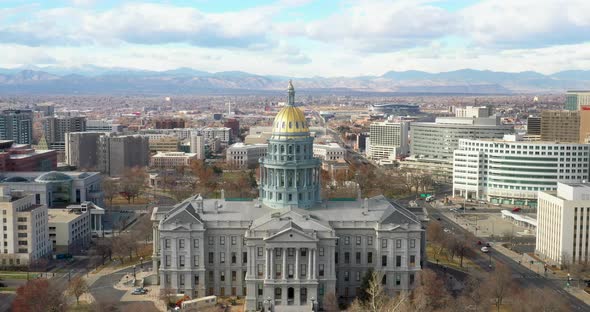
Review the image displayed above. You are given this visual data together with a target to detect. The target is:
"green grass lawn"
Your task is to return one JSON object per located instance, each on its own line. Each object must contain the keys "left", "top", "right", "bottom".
{"left": 0, "top": 286, "right": 17, "bottom": 292}
{"left": 426, "top": 244, "right": 481, "bottom": 273}
{"left": 0, "top": 271, "right": 38, "bottom": 280}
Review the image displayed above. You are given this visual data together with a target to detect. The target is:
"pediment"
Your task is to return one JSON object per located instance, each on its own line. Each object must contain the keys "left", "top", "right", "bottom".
{"left": 264, "top": 226, "right": 318, "bottom": 243}
{"left": 162, "top": 208, "right": 203, "bottom": 227}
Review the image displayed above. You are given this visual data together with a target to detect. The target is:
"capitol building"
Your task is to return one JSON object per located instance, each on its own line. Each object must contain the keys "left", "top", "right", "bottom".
{"left": 151, "top": 82, "right": 424, "bottom": 311}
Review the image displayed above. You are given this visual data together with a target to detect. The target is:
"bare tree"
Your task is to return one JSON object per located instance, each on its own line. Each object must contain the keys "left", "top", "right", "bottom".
{"left": 411, "top": 269, "right": 452, "bottom": 312}
{"left": 483, "top": 262, "right": 514, "bottom": 312}
{"left": 12, "top": 279, "right": 68, "bottom": 312}
{"left": 512, "top": 287, "right": 569, "bottom": 312}
{"left": 323, "top": 292, "right": 339, "bottom": 312}
{"left": 458, "top": 274, "right": 491, "bottom": 312}
{"left": 102, "top": 178, "right": 118, "bottom": 207}
{"left": 120, "top": 167, "right": 148, "bottom": 203}
{"left": 67, "top": 276, "right": 89, "bottom": 305}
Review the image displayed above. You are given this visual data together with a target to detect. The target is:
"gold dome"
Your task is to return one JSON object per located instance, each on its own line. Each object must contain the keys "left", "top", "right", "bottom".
{"left": 272, "top": 105, "right": 309, "bottom": 134}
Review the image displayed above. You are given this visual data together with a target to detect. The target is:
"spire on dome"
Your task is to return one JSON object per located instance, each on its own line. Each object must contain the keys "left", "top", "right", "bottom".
{"left": 287, "top": 80, "right": 295, "bottom": 106}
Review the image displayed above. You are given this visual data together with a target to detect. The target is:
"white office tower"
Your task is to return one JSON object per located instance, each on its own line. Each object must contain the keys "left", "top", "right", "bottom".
{"left": 190, "top": 132, "right": 205, "bottom": 160}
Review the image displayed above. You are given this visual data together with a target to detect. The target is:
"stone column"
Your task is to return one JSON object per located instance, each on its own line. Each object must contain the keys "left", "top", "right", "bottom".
{"left": 308, "top": 248, "right": 312, "bottom": 280}
{"left": 295, "top": 248, "right": 299, "bottom": 280}
{"left": 312, "top": 248, "right": 316, "bottom": 279}
{"left": 270, "top": 248, "right": 275, "bottom": 279}
{"left": 282, "top": 248, "right": 287, "bottom": 280}
{"left": 265, "top": 248, "right": 269, "bottom": 279}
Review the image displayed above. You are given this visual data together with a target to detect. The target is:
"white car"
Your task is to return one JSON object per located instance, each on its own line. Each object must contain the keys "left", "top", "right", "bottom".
{"left": 481, "top": 246, "right": 490, "bottom": 253}
{"left": 443, "top": 228, "right": 451, "bottom": 233}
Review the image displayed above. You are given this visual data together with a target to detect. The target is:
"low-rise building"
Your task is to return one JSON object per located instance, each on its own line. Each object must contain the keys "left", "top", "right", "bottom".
{"left": 0, "top": 187, "right": 51, "bottom": 267}
{"left": 0, "top": 141, "right": 57, "bottom": 171}
{"left": 226, "top": 143, "right": 268, "bottom": 168}
{"left": 48, "top": 207, "right": 91, "bottom": 254}
{"left": 149, "top": 136, "right": 181, "bottom": 153}
{"left": 537, "top": 182, "right": 590, "bottom": 265}
{"left": 151, "top": 152, "right": 198, "bottom": 169}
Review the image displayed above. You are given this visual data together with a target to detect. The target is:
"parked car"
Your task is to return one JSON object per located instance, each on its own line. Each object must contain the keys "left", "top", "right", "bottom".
{"left": 481, "top": 246, "right": 490, "bottom": 253}
{"left": 477, "top": 241, "right": 482, "bottom": 245}
{"left": 512, "top": 207, "right": 521, "bottom": 212}
{"left": 443, "top": 228, "right": 451, "bottom": 233}
{"left": 132, "top": 288, "right": 148, "bottom": 295}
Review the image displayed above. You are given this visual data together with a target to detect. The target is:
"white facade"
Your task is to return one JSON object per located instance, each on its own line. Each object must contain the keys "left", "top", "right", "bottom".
{"left": 151, "top": 152, "right": 197, "bottom": 169}
{"left": 537, "top": 182, "right": 590, "bottom": 265}
{"left": 313, "top": 143, "right": 346, "bottom": 162}
{"left": 454, "top": 106, "right": 494, "bottom": 118}
{"left": 48, "top": 207, "right": 91, "bottom": 253}
{"left": 226, "top": 143, "right": 268, "bottom": 168}
{"left": 190, "top": 133, "right": 205, "bottom": 160}
{"left": 0, "top": 187, "right": 51, "bottom": 267}
{"left": 367, "top": 121, "right": 409, "bottom": 160}
{"left": 453, "top": 136, "right": 590, "bottom": 207}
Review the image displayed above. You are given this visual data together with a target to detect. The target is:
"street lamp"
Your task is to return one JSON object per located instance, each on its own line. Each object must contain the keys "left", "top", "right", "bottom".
{"left": 311, "top": 297, "right": 317, "bottom": 312}
{"left": 140, "top": 256, "right": 144, "bottom": 269}
{"left": 133, "top": 265, "right": 137, "bottom": 280}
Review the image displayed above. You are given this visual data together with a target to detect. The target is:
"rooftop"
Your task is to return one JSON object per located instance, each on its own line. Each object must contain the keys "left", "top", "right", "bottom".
{"left": 48, "top": 209, "right": 86, "bottom": 223}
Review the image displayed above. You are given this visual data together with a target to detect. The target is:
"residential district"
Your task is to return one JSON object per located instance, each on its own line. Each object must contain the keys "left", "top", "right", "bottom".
{"left": 1, "top": 87, "right": 590, "bottom": 312}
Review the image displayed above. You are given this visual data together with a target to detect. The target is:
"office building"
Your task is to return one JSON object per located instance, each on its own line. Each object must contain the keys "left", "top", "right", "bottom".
{"left": 190, "top": 133, "right": 205, "bottom": 160}
{"left": 86, "top": 120, "right": 122, "bottom": 132}
{"left": 0, "top": 141, "right": 56, "bottom": 172}
{"left": 0, "top": 110, "right": 33, "bottom": 144}
{"left": 226, "top": 143, "right": 268, "bottom": 168}
{"left": 48, "top": 207, "right": 91, "bottom": 254}
{"left": 0, "top": 171, "right": 103, "bottom": 208}
{"left": 97, "top": 134, "right": 150, "bottom": 176}
{"left": 369, "top": 103, "right": 420, "bottom": 116}
{"left": 366, "top": 121, "right": 409, "bottom": 160}
{"left": 453, "top": 135, "right": 590, "bottom": 207}
{"left": 156, "top": 118, "right": 185, "bottom": 129}
{"left": 540, "top": 110, "right": 590, "bottom": 143}
{"left": 151, "top": 152, "right": 198, "bottom": 169}
{"left": 0, "top": 187, "right": 51, "bottom": 267}
{"left": 537, "top": 182, "right": 590, "bottom": 265}
{"left": 65, "top": 132, "right": 103, "bottom": 169}
{"left": 565, "top": 91, "right": 590, "bottom": 111}
{"left": 527, "top": 116, "right": 541, "bottom": 136}
{"left": 149, "top": 136, "right": 181, "bottom": 153}
{"left": 453, "top": 106, "right": 494, "bottom": 118}
{"left": 35, "top": 103, "right": 55, "bottom": 117}
{"left": 201, "top": 127, "right": 231, "bottom": 145}
{"left": 65, "top": 201, "right": 104, "bottom": 236}
{"left": 151, "top": 82, "right": 424, "bottom": 310}
{"left": 42, "top": 116, "right": 86, "bottom": 151}
{"left": 224, "top": 118, "right": 240, "bottom": 140}
{"left": 404, "top": 116, "right": 513, "bottom": 181}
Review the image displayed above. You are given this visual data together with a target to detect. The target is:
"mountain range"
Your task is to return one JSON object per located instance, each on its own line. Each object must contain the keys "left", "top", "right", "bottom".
{"left": 0, "top": 65, "right": 589, "bottom": 95}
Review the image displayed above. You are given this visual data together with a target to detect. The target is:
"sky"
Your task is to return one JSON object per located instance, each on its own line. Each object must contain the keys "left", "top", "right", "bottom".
{"left": 0, "top": 0, "right": 589, "bottom": 77}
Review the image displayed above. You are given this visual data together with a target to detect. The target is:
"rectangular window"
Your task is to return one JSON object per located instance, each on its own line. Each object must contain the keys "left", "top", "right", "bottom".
{"left": 220, "top": 236, "right": 225, "bottom": 245}
{"left": 288, "top": 248, "right": 294, "bottom": 257}
{"left": 301, "top": 264, "right": 307, "bottom": 277}
{"left": 275, "top": 249, "right": 281, "bottom": 257}
{"left": 382, "top": 255, "right": 387, "bottom": 267}
{"left": 194, "top": 239, "right": 199, "bottom": 248}
{"left": 179, "top": 255, "right": 185, "bottom": 267}
{"left": 288, "top": 264, "right": 294, "bottom": 278}
{"left": 410, "top": 255, "right": 416, "bottom": 266}
{"left": 396, "top": 255, "right": 401, "bottom": 267}
{"left": 193, "top": 255, "right": 199, "bottom": 267}
{"left": 195, "top": 275, "right": 199, "bottom": 285}
{"left": 17, "top": 217, "right": 27, "bottom": 222}
{"left": 208, "top": 237, "right": 214, "bottom": 245}
{"left": 231, "top": 236, "right": 237, "bottom": 245}
{"left": 396, "top": 274, "right": 401, "bottom": 286}
{"left": 179, "top": 239, "right": 185, "bottom": 249}
{"left": 368, "top": 236, "right": 373, "bottom": 245}
{"left": 243, "top": 252, "right": 248, "bottom": 264}
{"left": 301, "top": 249, "right": 307, "bottom": 257}
{"left": 319, "top": 264, "right": 324, "bottom": 277}
{"left": 344, "top": 271, "right": 349, "bottom": 282}
{"left": 345, "top": 236, "right": 350, "bottom": 245}
{"left": 258, "top": 264, "right": 264, "bottom": 278}
{"left": 220, "top": 271, "right": 225, "bottom": 281}
{"left": 356, "top": 271, "right": 361, "bottom": 281}
{"left": 356, "top": 252, "right": 361, "bottom": 264}
{"left": 356, "top": 236, "right": 361, "bottom": 245}
{"left": 368, "top": 252, "right": 373, "bottom": 264}
{"left": 275, "top": 264, "right": 281, "bottom": 278}
{"left": 258, "top": 247, "right": 263, "bottom": 257}
{"left": 220, "top": 252, "right": 226, "bottom": 264}
{"left": 258, "top": 284, "right": 263, "bottom": 296}
{"left": 410, "top": 239, "right": 416, "bottom": 248}
{"left": 231, "top": 252, "right": 237, "bottom": 264}
{"left": 209, "top": 252, "right": 214, "bottom": 264}
{"left": 344, "top": 252, "right": 350, "bottom": 264}
{"left": 335, "top": 252, "right": 338, "bottom": 264}
{"left": 319, "top": 247, "right": 324, "bottom": 257}
{"left": 410, "top": 274, "right": 415, "bottom": 285}
{"left": 232, "top": 271, "right": 237, "bottom": 281}
{"left": 396, "top": 239, "right": 402, "bottom": 249}
{"left": 179, "top": 275, "right": 185, "bottom": 286}
{"left": 165, "top": 255, "right": 170, "bottom": 266}
{"left": 382, "top": 239, "right": 387, "bottom": 248}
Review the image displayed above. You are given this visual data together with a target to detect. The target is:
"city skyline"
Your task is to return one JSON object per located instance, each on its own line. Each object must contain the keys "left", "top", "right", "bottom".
{"left": 1, "top": 0, "right": 589, "bottom": 77}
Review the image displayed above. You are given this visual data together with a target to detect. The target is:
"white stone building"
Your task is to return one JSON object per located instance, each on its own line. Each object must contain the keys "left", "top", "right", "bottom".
{"left": 366, "top": 121, "right": 409, "bottom": 161}
{"left": 48, "top": 207, "right": 91, "bottom": 254}
{"left": 151, "top": 152, "right": 198, "bottom": 169}
{"left": 226, "top": 143, "right": 268, "bottom": 168}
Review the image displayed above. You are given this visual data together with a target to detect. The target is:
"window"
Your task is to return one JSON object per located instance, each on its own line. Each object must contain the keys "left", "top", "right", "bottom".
{"left": 220, "top": 237, "right": 225, "bottom": 245}
{"left": 396, "top": 255, "right": 401, "bottom": 267}
{"left": 410, "top": 239, "right": 416, "bottom": 248}
{"left": 288, "top": 248, "right": 294, "bottom": 257}
{"left": 195, "top": 275, "right": 199, "bottom": 285}
{"left": 179, "top": 275, "right": 185, "bottom": 286}
{"left": 231, "top": 236, "right": 237, "bottom": 245}
{"left": 356, "top": 236, "right": 361, "bottom": 245}
{"left": 345, "top": 236, "right": 350, "bottom": 245}
{"left": 17, "top": 233, "right": 27, "bottom": 238}
{"left": 275, "top": 249, "right": 281, "bottom": 257}
{"left": 258, "top": 284, "right": 263, "bottom": 296}
{"left": 257, "top": 264, "right": 264, "bottom": 278}
{"left": 396, "top": 239, "right": 402, "bottom": 249}
{"left": 319, "top": 264, "right": 324, "bottom": 277}
{"left": 232, "top": 271, "right": 237, "bottom": 281}
{"left": 368, "top": 236, "right": 373, "bottom": 245}
{"left": 356, "top": 272, "right": 361, "bottom": 281}
{"left": 258, "top": 247, "right": 263, "bottom": 257}
{"left": 165, "top": 255, "right": 170, "bottom": 267}
{"left": 382, "top": 275, "right": 387, "bottom": 285}
{"left": 243, "top": 252, "right": 248, "bottom": 264}
{"left": 220, "top": 271, "right": 225, "bottom": 281}
{"left": 301, "top": 249, "right": 307, "bottom": 257}
{"left": 319, "top": 247, "right": 324, "bottom": 257}
{"left": 288, "top": 264, "right": 294, "bottom": 278}
{"left": 208, "top": 252, "right": 214, "bottom": 264}
{"left": 275, "top": 264, "right": 281, "bottom": 278}
{"left": 275, "top": 288, "right": 282, "bottom": 300}
{"left": 344, "top": 271, "right": 349, "bottom": 281}
{"left": 410, "top": 274, "right": 415, "bottom": 285}
{"left": 301, "top": 264, "right": 307, "bottom": 277}
{"left": 382, "top": 255, "right": 387, "bottom": 266}
{"left": 356, "top": 252, "right": 361, "bottom": 264}
{"left": 410, "top": 255, "right": 416, "bottom": 266}
{"left": 17, "top": 225, "right": 27, "bottom": 230}
{"left": 17, "top": 217, "right": 27, "bottom": 222}
{"left": 396, "top": 274, "right": 401, "bottom": 286}
{"left": 220, "top": 252, "right": 226, "bottom": 264}
{"left": 193, "top": 239, "right": 199, "bottom": 248}
{"left": 193, "top": 256, "right": 199, "bottom": 267}
{"left": 231, "top": 252, "right": 237, "bottom": 264}
{"left": 344, "top": 252, "right": 350, "bottom": 264}
{"left": 382, "top": 239, "right": 387, "bottom": 248}
{"left": 179, "top": 255, "right": 185, "bottom": 267}
{"left": 335, "top": 252, "right": 338, "bottom": 264}
{"left": 179, "top": 239, "right": 185, "bottom": 249}
{"left": 208, "top": 237, "right": 214, "bottom": 245}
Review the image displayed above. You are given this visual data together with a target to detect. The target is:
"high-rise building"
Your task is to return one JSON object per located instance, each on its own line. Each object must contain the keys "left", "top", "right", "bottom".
{"left": 453, "top": 135, "right": 590, "bottom": 207}
{"left": 224, "top": 118, "right": 240, "bottom": 140}
{"left": 454, "top": 106, "right": 494, "bottom": 118}
{"left": 540, "top": 110, "right": 590, "bottom": 143}
{"left": 42, "top": 116, "right": 86, "bottom": 151}
{"left": 537, "top": 182, "right": 590, "bottom": 265}
{"left": 366, "top": 121, "right": 409, "bottom": 160}
{"left": 565, "top": 90, "right": 590, "bottom": 111}
{"left": 65, "top": 132, "right": 103, "bottom": 169}
{"left": 35, "top": 103, "right": 55, "bottom": 117}
{"left": 0, "top": 110, "right": 33, "bottom": 144}
{"left": 97, "top": 134, "right": 150, "bottom": 176}
{"left": 403, "top": 116, "right": 513, "bottom": 181}
{"left": 190, "top": 133, "right": 205, "bottom": 160}
{"left": 0, "top": 187, "right": 51, "bottom": 266}
{"left": 151, "top": 82, "right": 424, "bottom": 310}
{"left": 526, "top": 116, "right": 541, "bottom": 136}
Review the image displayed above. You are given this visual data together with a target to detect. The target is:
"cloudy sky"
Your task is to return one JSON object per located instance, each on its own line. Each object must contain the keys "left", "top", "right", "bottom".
{"left": 1, "top": 0, "right": 589, "bottom": 76}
